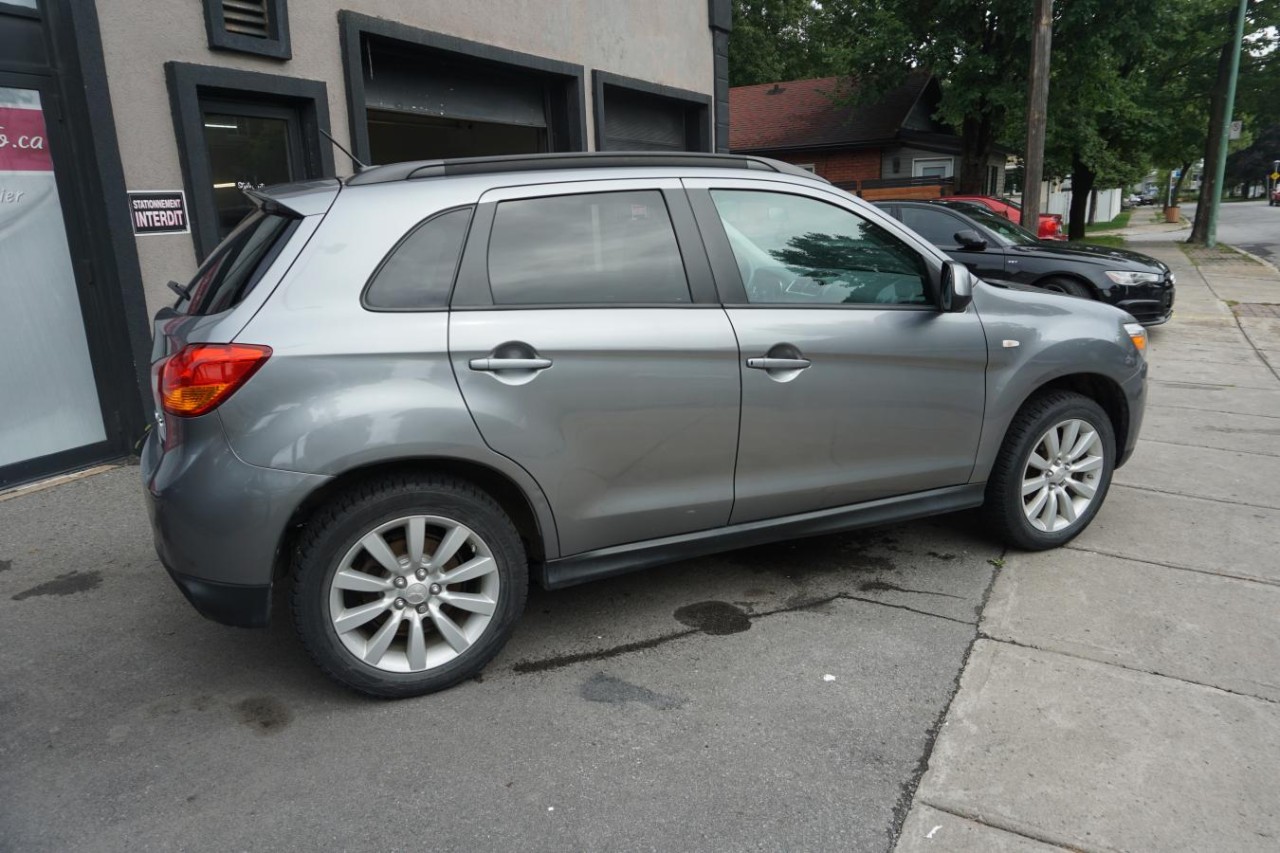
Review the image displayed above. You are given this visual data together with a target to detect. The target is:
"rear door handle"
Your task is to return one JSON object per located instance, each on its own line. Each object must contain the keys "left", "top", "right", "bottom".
{"left": 469, "top": 357, "right": 553, "bottom": 371}
{"left": 746, "top": 357, "right": 811, "bottom": 370}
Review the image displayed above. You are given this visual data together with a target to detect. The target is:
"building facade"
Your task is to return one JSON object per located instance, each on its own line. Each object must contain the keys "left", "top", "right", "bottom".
{"left": 0, "top": 0, "right": 731, "bottom": 488}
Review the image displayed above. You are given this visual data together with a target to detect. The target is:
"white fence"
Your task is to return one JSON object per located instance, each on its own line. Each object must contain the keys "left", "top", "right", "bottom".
{"left": 1039, "top": 185, "right": 1123, "bottom": 226}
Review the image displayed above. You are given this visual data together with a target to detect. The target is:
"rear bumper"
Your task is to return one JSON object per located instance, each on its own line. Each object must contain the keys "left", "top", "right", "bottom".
{"left": 166, "top": 568, "right": 272, "bottom": 628}
{"left": 141, "top": 416, "right": 330, "bottom": 627}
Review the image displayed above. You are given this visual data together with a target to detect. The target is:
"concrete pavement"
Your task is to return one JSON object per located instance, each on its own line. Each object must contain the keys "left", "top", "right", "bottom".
{"left": 895, "top": 242, "right": 1280, "bottom": 853}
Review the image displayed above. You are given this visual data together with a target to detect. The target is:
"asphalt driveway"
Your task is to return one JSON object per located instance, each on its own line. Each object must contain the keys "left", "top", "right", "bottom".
{"left": 0, "top": 463, "right": 998, "bottom": 852}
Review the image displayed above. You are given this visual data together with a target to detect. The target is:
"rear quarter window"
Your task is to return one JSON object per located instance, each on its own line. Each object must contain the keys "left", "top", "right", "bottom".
{"left": 363, "top": 207, "right": 474, "bottom": 310}
{"left": 179, "top": 210, "right": 298, "bottom": 316}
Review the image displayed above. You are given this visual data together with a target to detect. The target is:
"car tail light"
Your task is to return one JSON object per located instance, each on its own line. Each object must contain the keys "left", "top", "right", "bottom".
{"left": 158, "top": 343, "right": 272, "bottom": 417}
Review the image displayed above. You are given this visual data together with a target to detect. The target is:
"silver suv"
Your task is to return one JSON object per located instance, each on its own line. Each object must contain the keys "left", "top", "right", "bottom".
{"left": 142, "top": 153, "right": 1148, "bottom": 697}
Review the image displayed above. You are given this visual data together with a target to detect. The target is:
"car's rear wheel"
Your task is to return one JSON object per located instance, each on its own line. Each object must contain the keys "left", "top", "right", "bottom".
{"left": 1040, "top": 277, "right": 1093, "bottom": 299}
{"left": 291, "top": 475, "right": 527, "bottom": 698}
{"left": 985, "top": 391, "right": 1115, "bottom": 550}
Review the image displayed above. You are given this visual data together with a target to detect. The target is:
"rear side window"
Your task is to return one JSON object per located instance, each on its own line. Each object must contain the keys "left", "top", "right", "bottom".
{"left": 900, "top": 207, "right": 967, "bottom": 249}
{"left": 487, "top": 190, "right": 690, "bottom": 305}
{"left": 364, "top": 207, "right": 474, "bottom": 310}
{"left": 181, "top": 210, "right": 296, "bottom": 315}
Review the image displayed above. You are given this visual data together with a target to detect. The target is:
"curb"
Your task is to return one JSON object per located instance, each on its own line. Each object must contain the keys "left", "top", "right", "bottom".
{"left": 1227, "top": 244, "right": 1280, "bottom": 276}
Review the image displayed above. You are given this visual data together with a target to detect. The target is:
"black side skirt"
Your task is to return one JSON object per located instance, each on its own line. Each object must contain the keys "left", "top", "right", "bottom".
{"left": 535, "top": 483, "right": 986, "bottom": 590}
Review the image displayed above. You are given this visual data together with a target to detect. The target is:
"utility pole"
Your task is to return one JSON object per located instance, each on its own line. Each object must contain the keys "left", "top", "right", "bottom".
{"left": 1206, "top": 0, "right": 1249, "bottom": 248}
{"left": 1021, "top": 0, "right": 1053, "bottom": 231}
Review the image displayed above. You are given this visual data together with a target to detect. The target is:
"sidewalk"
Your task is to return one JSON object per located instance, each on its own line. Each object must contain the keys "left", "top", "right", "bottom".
{"left": 895, "top": 243, "right": 1280, "bottom": 852}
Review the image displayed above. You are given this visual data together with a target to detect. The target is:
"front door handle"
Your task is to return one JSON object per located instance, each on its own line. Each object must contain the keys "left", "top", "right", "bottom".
{"left": 469, "top": 357, "right": 553, "bottom": 371}
{"left": 746, "top": 357, "right": 811, "bottom": 370}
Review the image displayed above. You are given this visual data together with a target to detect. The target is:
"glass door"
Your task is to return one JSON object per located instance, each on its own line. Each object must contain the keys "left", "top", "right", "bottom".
{"left": 0, "top": 78, "right": 111, "bottom": 485}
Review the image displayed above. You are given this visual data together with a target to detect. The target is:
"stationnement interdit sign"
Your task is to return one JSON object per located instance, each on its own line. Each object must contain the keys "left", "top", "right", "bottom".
{"left": 128, "top": 190, "right": 189, "bottom": 235}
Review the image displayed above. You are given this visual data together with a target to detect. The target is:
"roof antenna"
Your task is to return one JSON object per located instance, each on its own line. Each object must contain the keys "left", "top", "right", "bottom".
{"left": 319, "top": 127, "right": 369, "bottom": 172}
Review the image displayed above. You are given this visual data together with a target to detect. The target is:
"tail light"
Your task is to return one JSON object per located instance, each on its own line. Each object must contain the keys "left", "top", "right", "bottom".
{"left": 158, "top": 343, "right": 272, "bottom": 417}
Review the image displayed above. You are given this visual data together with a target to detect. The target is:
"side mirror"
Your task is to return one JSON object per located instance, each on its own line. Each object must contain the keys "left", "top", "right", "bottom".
{"left": 954, "top": 229, "right": 987, "bottom": 250}
{"left": 939, "top": 261, "right": 975, "bottom": 313}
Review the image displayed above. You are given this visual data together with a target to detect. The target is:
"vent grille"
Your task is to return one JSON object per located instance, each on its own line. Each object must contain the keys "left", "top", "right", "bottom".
{"left": 222, "top": 0, "right": 270, "bottom": 39}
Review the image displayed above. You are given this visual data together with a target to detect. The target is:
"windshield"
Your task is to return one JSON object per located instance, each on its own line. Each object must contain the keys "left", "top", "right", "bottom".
{"left": 955, "top": 206, "right": 1040, "bottom": 246}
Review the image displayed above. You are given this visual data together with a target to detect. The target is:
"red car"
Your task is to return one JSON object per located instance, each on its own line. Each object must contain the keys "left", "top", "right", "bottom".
{"left": 945, "top": 195, "right": 1066, "bottom": 240}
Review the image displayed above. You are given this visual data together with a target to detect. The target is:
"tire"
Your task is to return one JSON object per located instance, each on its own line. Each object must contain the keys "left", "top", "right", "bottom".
{"left": 1040, "top": 277, "right": 1093, "bottom": 299}
{"left": 984, "top": 391, "right": 1116, "bottom": 551}
{"left": 291, "top": 474, "right": 528, "bottom": 698}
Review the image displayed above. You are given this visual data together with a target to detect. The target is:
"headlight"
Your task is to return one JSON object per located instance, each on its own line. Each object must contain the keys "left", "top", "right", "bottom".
{"left": 1105, "top": 270, "right": 1162, "bottom": 286}
{"left": 1123, "top": 322, "right": 1147, "bottom": 353}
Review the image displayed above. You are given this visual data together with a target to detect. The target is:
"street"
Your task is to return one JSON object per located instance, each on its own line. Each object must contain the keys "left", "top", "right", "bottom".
{"left": 1126, "top": 198, "right": 1280, "bottom": 261}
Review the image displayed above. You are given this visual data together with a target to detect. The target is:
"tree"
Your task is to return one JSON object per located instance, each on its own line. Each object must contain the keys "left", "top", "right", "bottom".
{"left": 817, "top": 1, "right": 1032, "bottom": 194}
{"left": 728, "top": 0, "right": 834, "bottom": 87}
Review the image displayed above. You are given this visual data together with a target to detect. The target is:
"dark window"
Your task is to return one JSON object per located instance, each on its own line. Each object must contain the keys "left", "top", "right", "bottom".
{"left": 487, "top": 191, "right": 690, "bottom": 305}
{"left": 900, "top": 206, "right": 968, "bottom": 249}
{"left": 364, "top": 208, "right": 473, "bottom": 310}
{"left": 180, "top": 210, "right": 296, "bottom": 315}
{"left": 201, "top": 102, "right": 304, "bottom": 240}
{"left": 710, "top": 190, "right": 930, "bottom": 306}
{"left": 203, "top": 0, "right": 291, "bottom": 60}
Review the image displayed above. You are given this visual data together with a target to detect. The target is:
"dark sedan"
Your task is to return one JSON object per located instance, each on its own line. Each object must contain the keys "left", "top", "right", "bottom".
{"left": 873, "top": 200, "right": 1175, "bottom": 325}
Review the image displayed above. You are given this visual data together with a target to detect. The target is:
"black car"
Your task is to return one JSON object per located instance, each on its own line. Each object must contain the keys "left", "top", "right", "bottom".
{"left": 874, "top": 200, "right": 1175, "bottom": 325}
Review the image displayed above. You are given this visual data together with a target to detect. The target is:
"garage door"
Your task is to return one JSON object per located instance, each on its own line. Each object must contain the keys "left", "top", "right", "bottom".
{"left": 600, "top": 86, "right": 690, "bottom": 152}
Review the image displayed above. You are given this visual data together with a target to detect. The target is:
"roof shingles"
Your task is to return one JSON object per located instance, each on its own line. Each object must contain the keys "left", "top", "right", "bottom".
{"left": 729, "top": 72, "right": 934, "bottom": 153}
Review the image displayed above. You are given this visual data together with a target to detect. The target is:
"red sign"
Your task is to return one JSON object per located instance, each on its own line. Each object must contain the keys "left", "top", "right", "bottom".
{"left": 0, "top": 106, "right": 53, "bottom": 172}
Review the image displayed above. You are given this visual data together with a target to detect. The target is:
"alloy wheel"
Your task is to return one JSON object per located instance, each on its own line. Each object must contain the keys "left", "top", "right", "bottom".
{"left": 327, "top": 515, "right": 500, "bottom": 673}
{"left": 1020, "top": 418, "right": 1104, "bottom": 533}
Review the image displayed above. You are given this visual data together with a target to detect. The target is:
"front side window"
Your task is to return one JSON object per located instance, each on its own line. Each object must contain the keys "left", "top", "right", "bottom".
{"left": 180, "top": 210, "right": 295, "bottom": 315}
{"left": 710, "top": 190, "right": 930, "bottom": 306}
{"left": 487, "top": 190, "right": 689, "bottom": 305}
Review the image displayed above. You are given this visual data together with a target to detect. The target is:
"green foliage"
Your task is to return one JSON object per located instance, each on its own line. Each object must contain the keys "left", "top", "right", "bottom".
{"left": 728, "top": 0, "right": 836, "bottom": 86}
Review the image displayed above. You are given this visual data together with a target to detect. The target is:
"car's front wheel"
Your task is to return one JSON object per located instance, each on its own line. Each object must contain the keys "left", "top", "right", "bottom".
{"left": 1040, "top": 277, "right": 1093, "bottom": 299}
{"left": 291, "top": 475, "right": 527, "bottom": 698}
{"left": 985, "top": 391, "right": 1115, "bottom": 550}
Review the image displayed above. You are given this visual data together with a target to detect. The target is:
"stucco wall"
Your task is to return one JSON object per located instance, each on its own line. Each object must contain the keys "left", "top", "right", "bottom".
{"left": 96, "top": 1, "right": 714, "bottom": 314}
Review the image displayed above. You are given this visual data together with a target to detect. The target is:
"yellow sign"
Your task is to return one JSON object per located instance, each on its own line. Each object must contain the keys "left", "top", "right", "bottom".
{"left": 1272, "top": 171, "right": 1280, "bottom": 180}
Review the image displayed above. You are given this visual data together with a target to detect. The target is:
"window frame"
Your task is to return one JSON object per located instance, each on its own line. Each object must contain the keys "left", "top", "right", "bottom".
{"left": 684, "top": 179, "right": 946, "bottom": 311}
{"left": 360, "top": 205, "right": 476, "bottom": 313}
{"left": 203, "top": 0, "right": 291, "bottom": 60}
{"left": 912, "top": 156, "right": 954, "bottom": 179}
{"left": 165, "top": 62, "right": 334, "bottom": 260}
{"left": 450, "top": 179, "right": 719, "bottom": 310}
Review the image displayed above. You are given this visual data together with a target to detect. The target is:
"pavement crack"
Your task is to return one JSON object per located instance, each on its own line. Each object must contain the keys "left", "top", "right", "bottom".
{"left": 1063, "top": 544, "right": 1280, "bottom": 588}
{"left": 917, "top": 801, "right": 1096, "bottom": 853}
{"left": 1111, "top": 481, "right": 1280, "bottom": 511}
{"left": 510, "top": 588, "right": 976, "bottom": 676}
{"left": 1139, "top": 437, "right": 1280, "bottom": 458}
{"left": 977, "top": 635, "right": 1280, "bottom": 707}
{"left": 886, "top": 545, "right": 1003, "bottom": 849}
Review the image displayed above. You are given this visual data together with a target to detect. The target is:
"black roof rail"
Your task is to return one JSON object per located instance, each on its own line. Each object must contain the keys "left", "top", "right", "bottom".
{"left": 345, "top": 151, "right": 828, "bottom": 186}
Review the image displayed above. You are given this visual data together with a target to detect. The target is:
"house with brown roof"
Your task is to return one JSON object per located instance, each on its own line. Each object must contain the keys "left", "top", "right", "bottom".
{"left": 729, "top": 72, "right": 1006, "bottom": 199}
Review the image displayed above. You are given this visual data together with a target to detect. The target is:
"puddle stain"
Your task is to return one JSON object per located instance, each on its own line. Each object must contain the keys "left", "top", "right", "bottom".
{"left": 927, "top": 551, "right": 958, "bottom": 561}
{"left": 11, "top": 570, "right": 102, "bottom": 600}
{"left": 235, "top": 696, "right": 293, "bottom": 734}
{"left": 673, "top": 600, "right": 752, "bottom": 635}
{"left": 0, "top": 559, "right": 11, "bottom": 573}
{"left": 580, "top": 673, "right": 685, "bottom": 711}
